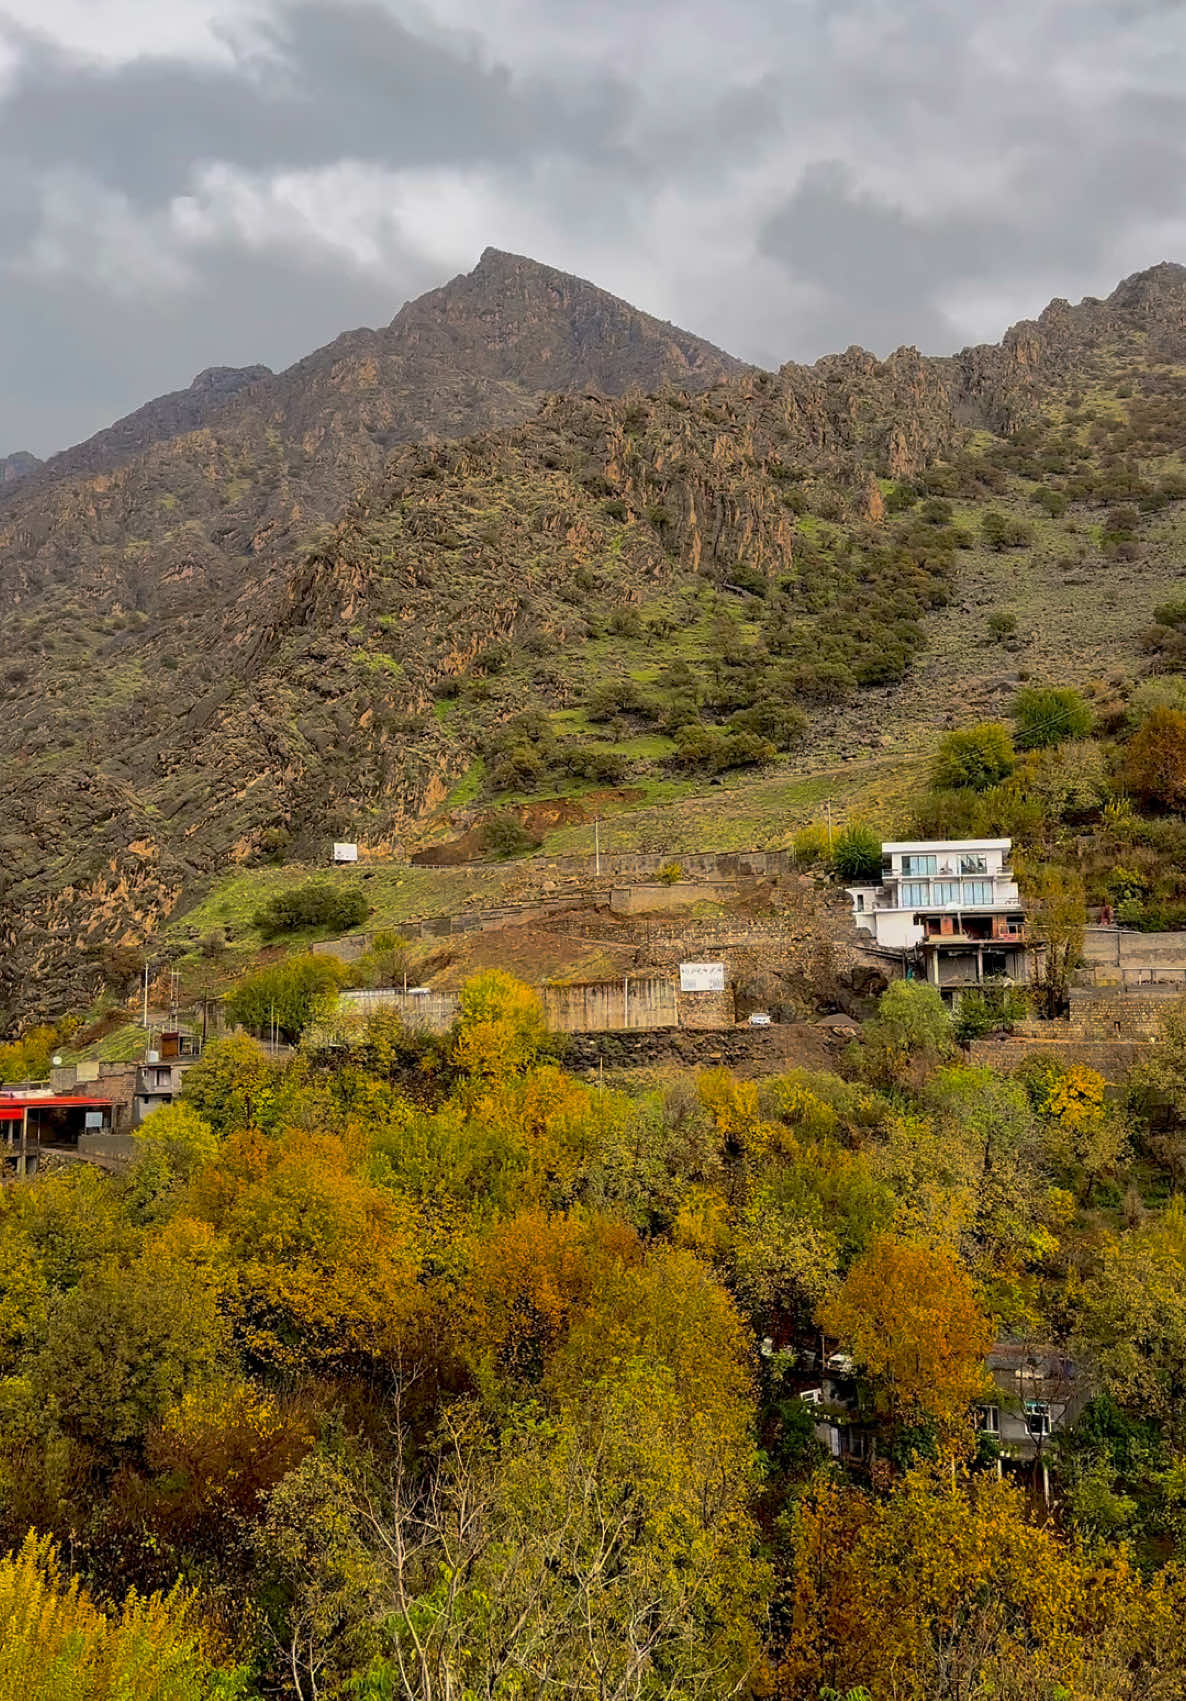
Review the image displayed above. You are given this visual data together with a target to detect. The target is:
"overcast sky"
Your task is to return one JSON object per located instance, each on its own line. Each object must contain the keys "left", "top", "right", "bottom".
{"left": 2, "top": 0, "right": 1186, "bottom": 456}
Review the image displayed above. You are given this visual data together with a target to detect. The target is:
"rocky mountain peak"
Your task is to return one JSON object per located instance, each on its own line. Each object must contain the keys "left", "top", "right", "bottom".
{"left": 189, "top": 364, "right": 272, "bottom": 394}
{"left": 1107, "top": 260, "right": 1186, "bottom": 313}
{"left": 0, "top": 450, "right": 42, "bottom": 487}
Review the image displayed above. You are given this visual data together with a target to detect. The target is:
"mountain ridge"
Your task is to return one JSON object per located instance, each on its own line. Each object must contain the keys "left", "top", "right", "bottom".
{"left": 5, "top": 255, "right": 1186, "bottom": 1023}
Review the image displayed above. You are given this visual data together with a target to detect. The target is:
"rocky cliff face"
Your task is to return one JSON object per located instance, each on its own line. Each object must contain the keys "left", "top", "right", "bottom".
{"left": 947, "top": 261, "right": 1186, "bottom": 431}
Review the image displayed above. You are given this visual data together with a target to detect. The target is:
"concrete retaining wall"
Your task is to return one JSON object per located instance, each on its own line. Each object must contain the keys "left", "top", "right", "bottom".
{"left": 540, "top": 978, "right": 677, "bottom": 1032}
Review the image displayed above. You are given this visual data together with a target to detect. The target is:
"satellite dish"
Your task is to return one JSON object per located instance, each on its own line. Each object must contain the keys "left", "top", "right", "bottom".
{"left": 52, "top": 1055, "right": 63, "bottom": 1066}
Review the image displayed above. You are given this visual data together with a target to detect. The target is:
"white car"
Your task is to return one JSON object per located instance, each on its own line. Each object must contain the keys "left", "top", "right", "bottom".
{"left": 747, "top": 1011, "right": 772, "bottom": 1027}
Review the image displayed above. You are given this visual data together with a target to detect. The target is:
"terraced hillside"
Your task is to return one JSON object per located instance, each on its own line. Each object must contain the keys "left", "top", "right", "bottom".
{"left": 7, "top": 259, "right": 1186, "bottom": 1023}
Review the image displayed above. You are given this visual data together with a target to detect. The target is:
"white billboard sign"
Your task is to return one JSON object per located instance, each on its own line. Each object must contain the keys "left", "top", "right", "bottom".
{"left": 332, "top": 842, "right": 359, "bottom": 863}
{"left": 680, "top": 962, "right": 726, "bottom": 993}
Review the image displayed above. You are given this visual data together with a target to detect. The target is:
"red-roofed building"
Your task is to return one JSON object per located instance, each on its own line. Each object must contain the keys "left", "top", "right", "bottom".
{"left": 0, "top": 1093, "right": 115, "bottom": 1176}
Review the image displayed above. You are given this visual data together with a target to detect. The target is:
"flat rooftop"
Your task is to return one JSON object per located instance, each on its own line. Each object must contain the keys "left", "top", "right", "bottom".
{"left": 881, "top": 839, "right": 1012, "bottom": 854}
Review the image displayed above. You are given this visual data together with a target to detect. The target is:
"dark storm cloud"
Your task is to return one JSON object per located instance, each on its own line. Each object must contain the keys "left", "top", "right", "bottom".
{"left": 0, "top": 1, "right": 631, "bottom": 201}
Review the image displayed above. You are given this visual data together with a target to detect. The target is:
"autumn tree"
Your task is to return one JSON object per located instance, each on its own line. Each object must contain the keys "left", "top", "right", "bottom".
{"left": 185, "top": 1129, "right": 424, "bottom": 1379}
{"left": 453, "top": 970, "right": 548, "bottom": 1079}
{"left": 1121, "top": 704, "right": 1186, "bottom": 809}
{"left": 0, "top": 1533, "right": 241, "bottom": 1700}
{"left": 818, "top": 1234, "right": 993, "bottom": 1434}
{"left": 777, "top": 1467, "right": 1157, "bottom": 1701}
{"left": 457, "top": 1207, "right": 640, "bottom": 1387}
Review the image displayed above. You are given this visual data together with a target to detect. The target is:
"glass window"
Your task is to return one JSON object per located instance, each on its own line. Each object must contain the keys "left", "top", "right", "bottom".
{"left": 901, "top": 881, "right": 929, "bottom": 906}
{"left": 960, "top": 854, "right": 988, "bottom": 875}
{"left": 933, "top": 880, "right": 960, "bottom": 905}
{"left": 981, "top": 1405, "right": 1000, "bottom": 1435}
{"left": 901, "top": 855, "right": 937, "bottom": 876}
{"left": 962, "top": 880, "right": 992, "bottom": 905}
{"left": 1025, "top": 1400, "right": 1051, "bottom": 1438}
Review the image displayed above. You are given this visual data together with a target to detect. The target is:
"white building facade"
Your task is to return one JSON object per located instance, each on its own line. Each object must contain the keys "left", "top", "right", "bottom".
{"left": 847, "top": 838, "right": 1031, "bottom": 998}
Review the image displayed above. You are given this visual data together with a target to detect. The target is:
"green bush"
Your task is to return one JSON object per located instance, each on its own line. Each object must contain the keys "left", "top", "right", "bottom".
{"left": 480, "top": 813, "right": 542, "bottom": 859}
{"left": 253, "top": 880, "right": 369, "bottom": 938}
{"left": 1013, "top": 686, "right": 1094, "bottom": 748}
{"left": 226, "top": 953, "right": 346, "bottom": 1042}
{"left": 932, "top": 723, "right": 1016, "bottom": 791}
{"left": 986, "top": 610, "right": 1018, "bottom": 643}
{"left": 830, "top": 822, "right": 883, "bottom": 883}
{"left": 981, "top": 511, "right": 1035, "bottom": 551}
{"left": 953, "top": 981, "right": 1029, "bottom": 1044}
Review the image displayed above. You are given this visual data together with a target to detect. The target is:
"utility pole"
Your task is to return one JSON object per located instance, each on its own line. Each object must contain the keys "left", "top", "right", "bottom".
{"left": 143, "top": 958, "right": 150, "bottom": 1031}
{"left": 18, "top": 1104, "right": 28, "bottom": 1179}
{"left": 595, "top": 818, "right": 601, "bottom": 878}
{"left": 825, "top": 798, "right": 834, "bottom": 854}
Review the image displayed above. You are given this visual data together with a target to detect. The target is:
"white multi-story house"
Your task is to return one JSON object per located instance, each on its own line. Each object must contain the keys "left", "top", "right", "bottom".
{"left": 847, "top": 838, "right": 1032, "bottom": 999}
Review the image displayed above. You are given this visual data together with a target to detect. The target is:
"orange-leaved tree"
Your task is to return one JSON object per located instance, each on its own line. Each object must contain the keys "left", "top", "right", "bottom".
{"left": 818, "top": 1233, "right": 993, "bottom": 1434}
{"left": 457, "top": 1207, "right": 641, "bottom": 1386}
{"left": 1122, "top": 704, "right": 1186, "bottom": 810}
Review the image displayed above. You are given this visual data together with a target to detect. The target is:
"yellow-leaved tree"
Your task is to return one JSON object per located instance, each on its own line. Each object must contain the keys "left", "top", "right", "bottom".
{"left": 0, "top": 1532, "right": 245, "bottom": 1699}
{"left": 452, "top": 970, "right": 548, "bottom": 1080}
{"left": 776, "top": 1465, "right": 1179, "bottom": 1700}
{"left": 818, "top": 1233, "right": 993, "bottom": 1435}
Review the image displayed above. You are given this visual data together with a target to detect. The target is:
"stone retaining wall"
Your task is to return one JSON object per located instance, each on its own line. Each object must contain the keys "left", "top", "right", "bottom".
{"left": 970, "top": 1033, "right": 1150, "bottom": 1079}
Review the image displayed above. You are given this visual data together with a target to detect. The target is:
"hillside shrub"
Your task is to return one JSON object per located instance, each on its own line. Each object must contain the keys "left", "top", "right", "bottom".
{"left": 0, "top": 1532, "right": 237, "bottom": 1700}
{"left": 987, "top": 610, "right": 1018, "bottom": 643}
{"left": 981, "top": 511, "right": 1035, "bottom": 551}
{"left": 668, "top": 725, "right": 775, "bottom": 775}
{"left": 480, "top": 813, "right": 542, "bottom": 859}
{"left": 792, "top": 823, "right": 830, "bottom": 867}
{"left": 1013, "top": 686, "right": 1094, "bottom": 748}
{"left": 831, "top": 823, "right": 883, "bottom": 883}
{"left": 932, "top": 723, "right": 1015, "bottom": 791}
{"left": 253, "top": 881, "right": 369, "bottom": 939}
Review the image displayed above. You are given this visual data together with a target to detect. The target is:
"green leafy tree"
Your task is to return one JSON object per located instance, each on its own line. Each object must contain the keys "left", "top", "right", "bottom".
{"left": 854, "top": 982, "right": 956, "bottom": 1089}
{"left": 1013, "top": 685, "right": 1094, "bottom": 749}
{"left": 130, "top": 1103, "right": 220, "bottom": 1218}
{"left": 1026, "top": 865, "right": 1085, "bottom": 1018}
{"left": 225, "top": 954, "right": 345, "bottom": 1043}
{"left": 181, "top": 1034, "right": 277, "bottom": 1135}
{"left": 253, "top": 880, "right": 369, "bottom": 938}
{"left": 932, "top": 723, "right": 1015, "bottom": 791}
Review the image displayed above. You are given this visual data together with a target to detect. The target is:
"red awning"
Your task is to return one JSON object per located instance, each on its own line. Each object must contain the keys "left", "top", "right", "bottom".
{"left": 0, "top": 1095, "right": 114, "bottom": 1110}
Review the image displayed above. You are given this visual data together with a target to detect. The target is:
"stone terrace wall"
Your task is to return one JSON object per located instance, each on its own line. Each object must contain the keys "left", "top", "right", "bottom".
{"left": 970, "top": 1033, "right": 1150, "bottom": 1079}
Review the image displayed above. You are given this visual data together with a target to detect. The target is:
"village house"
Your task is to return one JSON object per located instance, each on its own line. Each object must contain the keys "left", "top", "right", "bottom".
{"left": 846, "top": 837, "right": 1034, "bottom": 1003}
{"left": 802, "top": 1339, "right": 1083, "bottom": 1499}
